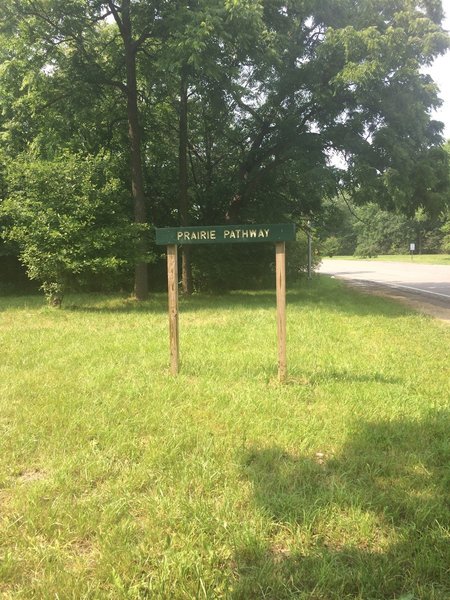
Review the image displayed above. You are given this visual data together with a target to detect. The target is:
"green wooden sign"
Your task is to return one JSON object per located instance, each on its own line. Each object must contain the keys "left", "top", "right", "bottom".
{"left": 155, "top": 223, "right": 296, "bottom": 245}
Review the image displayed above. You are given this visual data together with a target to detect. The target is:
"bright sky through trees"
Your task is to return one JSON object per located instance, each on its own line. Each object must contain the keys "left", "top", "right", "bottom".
{"left": 427, "top": 0, "right": 450, "bottom": 139}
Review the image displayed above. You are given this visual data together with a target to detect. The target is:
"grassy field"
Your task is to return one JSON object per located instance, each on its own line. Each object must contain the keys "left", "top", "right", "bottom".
{"left": 1, "top": 278, "right": 449, "bottom": 599}
{"left": 331, "top": 254, "right": 450, "bottom": 265}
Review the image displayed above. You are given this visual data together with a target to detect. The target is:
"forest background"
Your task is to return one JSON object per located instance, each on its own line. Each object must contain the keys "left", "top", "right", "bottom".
{"left": 1, "top": 0, "right": 450, "bottom": 303}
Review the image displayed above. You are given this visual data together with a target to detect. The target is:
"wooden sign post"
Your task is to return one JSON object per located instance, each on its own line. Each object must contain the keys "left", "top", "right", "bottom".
{"left": 275, "top": 242, "right": 287, "bottom": 382}
{"left": 156, "top": 224, "right": 295, "bottom": 381}
{"left": 166, "top": 244, "right": 179, "bottom": 375}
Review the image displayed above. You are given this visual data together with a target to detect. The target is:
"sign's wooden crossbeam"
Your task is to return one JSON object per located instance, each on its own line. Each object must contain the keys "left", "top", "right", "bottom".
{"left": 159, "top": 223, "right": 295, "bottom": 383}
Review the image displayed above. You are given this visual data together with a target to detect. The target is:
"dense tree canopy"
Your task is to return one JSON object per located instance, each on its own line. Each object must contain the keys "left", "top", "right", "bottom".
{"left": 0, "top": 0, "right": 449, "bottom": 297}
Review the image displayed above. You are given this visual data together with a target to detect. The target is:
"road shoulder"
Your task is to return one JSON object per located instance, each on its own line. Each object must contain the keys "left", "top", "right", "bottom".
{"left": 335, "top": 278, "right": 450, "bottom": 324}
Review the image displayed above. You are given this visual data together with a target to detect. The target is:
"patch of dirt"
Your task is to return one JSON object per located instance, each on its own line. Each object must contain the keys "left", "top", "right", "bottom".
{"left": 270, "top": 544, "right": 292, "bottom": 563}
{"left": 0, "top": 489, "right": 11, "bottom": 508}
{"left": 69, "top": 539, "right": 99, "bottom": 571}
{"left": 17, "top": 469, "right": 47, "bottom": 483}
{"left": 344, "top": 280, "right": 450, "bottom": 324}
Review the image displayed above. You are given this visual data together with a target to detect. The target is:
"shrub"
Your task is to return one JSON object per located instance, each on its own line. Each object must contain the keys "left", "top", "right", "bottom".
{"left": 1, "top": 152, "right": 147, "bottom": 305}
{"left": 320, "top": 236, "right": 341, "bottom": 257}
{"left": 355, "top": 241, "right": 378, "bottom": 258}
{"left": 190, "top": 229, "right": 317, "bottom": 292}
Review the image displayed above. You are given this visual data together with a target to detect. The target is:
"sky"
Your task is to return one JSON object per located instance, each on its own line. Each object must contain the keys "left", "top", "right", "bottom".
{"left": 426, "top": 0, "right": 450, "bottom": 140}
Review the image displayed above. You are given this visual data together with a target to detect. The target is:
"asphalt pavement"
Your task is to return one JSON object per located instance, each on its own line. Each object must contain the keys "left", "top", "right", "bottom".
{"left": 319, "top": 259, "right": 450, "bottom": 321}
{"left": 319, "top": 259, "right": 450, "bottom": 300}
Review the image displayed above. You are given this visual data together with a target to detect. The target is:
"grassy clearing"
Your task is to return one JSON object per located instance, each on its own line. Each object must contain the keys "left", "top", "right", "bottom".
{"left": 331, "top": 254, "right": 450, "bottom": 265}
{"left": 0, "top": 278, "right": 449, "bottom": 599}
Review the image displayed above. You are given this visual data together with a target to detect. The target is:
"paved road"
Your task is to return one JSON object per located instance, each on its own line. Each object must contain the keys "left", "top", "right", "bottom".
{"left": 319, "top": 259, "right": 450, "bottom": 303}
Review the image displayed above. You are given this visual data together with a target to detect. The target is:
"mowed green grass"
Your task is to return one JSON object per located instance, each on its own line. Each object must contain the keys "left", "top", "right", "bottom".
{"left": 0, "top": 278, "right": 449, "bottom": 599}
{"left": 332, "top": 254, "right": 450, "bottom": 265}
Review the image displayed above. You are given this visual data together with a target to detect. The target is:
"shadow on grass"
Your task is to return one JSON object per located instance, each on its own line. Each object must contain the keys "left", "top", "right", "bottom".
{"left": 54, "top": 277, "right": 412, "bottom": 320}
{"left": 305, "top": 369, "right": 403, "bottom": 385}
{"left": 60, "top": 289, "right": 284, "bottom": 314}
{"left": 234, "top": 413, "right": 450, "bottom": 599}
{"left": 0, "top": 277, "right": 414, "bottom": 321}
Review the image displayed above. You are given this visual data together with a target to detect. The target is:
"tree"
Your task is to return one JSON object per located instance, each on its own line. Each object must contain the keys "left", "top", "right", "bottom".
{"left": 1, "top": 0, "right": 161, "bottom": 299}
{"left": 1, "top": 0, "right": 450, "bottom": 297}
{"left": 216, "top": 0, "right": 449, "bottom": 222}
{"left": 440, "top": 141, "right": 450, "bottom": 252}
{"left": 441, "top": 211, "right": 450, "bottom": 252}
{"left": 316, "top": 197, "right": 450, "bottom": 258}
{"left": 104, "top": 0, "right": 155, "bottom": 299}
{"left": 1, "top": 152, "right": 142, "bottom": 305}
{"left": 321, "top": 236, "right": 341, "bottom": 258}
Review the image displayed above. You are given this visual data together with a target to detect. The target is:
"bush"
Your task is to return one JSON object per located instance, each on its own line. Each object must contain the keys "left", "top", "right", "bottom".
{"left": 320, "top": 236, "right": 341, "bottom": 257}
{"left": 190, "top": 230, "right": 318, "bottom": 292}
{"left": 1, "top": 152, "right": 146, "bottom": 305}
{"left": 0, "top": 248, "right": 37, "bottom": 294}
{"left": 355, "top": 241, "right": 378, "bottom": 258}
{"left": 442, "top": 236, "right": 450, "bottom": 253}
{"left": 441, "top": 214, "right": 450, "bottom": 253}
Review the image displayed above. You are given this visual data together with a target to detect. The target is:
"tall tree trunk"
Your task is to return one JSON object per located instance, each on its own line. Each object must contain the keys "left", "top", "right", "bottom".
{"left": 125, "top": 43, "right": 148, "bottom": 300}
{"left": 111, "top": 0, "right": 148, "bottom": 300}
{"left": 179, "top": 66, "right": 193, "bottom": 295}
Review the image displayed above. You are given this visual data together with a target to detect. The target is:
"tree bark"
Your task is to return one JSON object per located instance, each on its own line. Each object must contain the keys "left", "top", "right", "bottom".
{"left": 179, "top": 66, "right": 193, "bottom": 295}
{"left": 111, "top": 0, "right": 148, "bottom": 300}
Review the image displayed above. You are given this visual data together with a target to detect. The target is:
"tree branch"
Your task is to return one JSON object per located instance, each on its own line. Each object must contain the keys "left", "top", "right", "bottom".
{"left": 107, "top": 0, "right": 125, "bottom": 38}
{"left": 231, "top": 92, "right": 265, "bottom": 124}
{"left": 92, "top": 10, "right": 113, "bottom": 24}
{"left": 132, "top": 28, "right": 153, "bottom": 52}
